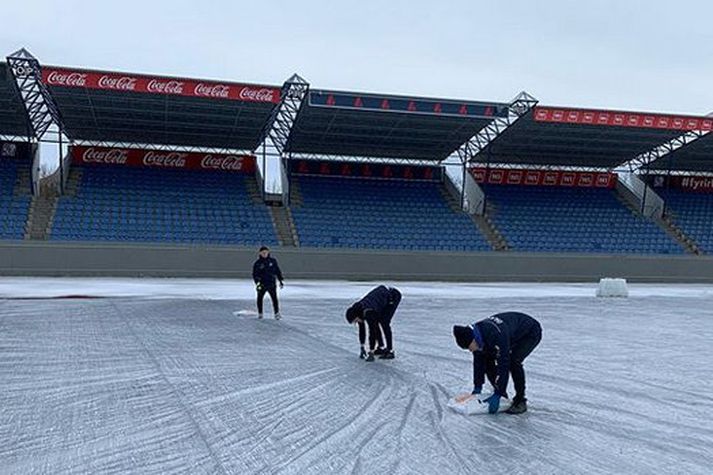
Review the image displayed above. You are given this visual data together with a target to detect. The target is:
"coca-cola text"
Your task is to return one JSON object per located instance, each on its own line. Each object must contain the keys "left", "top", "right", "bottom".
{"left": 200, "top": 155, "right": 244, "bottom": 171}
{"left": 97, "top": 75, "right": 137, "bottom": 91}
{"left": 194, "top": 83, "right": 230, "bottom": 98}
{"left": 82, "top": 147, "right": 129, "bottom": 165}
{"left": 71, "top": 146, "right": 256, "bottom": 174}
{"left": 143, "top": 151, "right": 187, "bottom": 168}
{"left": 46, "top": 71, "right": 87, "bottom": 87}
{"left": 147, "top": 79, "right": 185, "bottom": 95}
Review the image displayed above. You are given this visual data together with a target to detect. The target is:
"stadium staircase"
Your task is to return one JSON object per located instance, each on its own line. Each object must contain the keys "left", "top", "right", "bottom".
{"left": 660, "top": 213, "right": 701, "bottom": 255}
{"left": 483, "top": 184, "right": 684, "bottom": 254}
{"left": 612, "top": 187, "right": 696, "bottom": 254}
{"left": 25, "top": 195, "right": 57, "bottom": 240}
{"left": 438, "top": 183, "right": 508, "bottom": 251}
{"left": 268, "top": 205, "right": 299, "bottom": 247}
{"left": 477, "top": 201, "right": 510, "bottom": 251}
{"left": 24, "top": 168, "right": 77, "bottom": 241}
{"left": 245, "top": 174, "right": 299, "bottom": 247}
{"left": 658, "top": 189, "right": 713, "bottom": 254}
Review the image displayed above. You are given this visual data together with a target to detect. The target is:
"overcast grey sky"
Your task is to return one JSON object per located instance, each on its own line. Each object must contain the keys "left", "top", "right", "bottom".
{"left": 2, "top": 0, "right": 711, "bottom": 115}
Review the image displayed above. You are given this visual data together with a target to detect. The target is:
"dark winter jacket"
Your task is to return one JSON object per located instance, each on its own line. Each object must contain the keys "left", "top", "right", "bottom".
{"left": 356, "top": 286, "right": 401, "bottom": 348}
{"left": 359, "top": 285, "right": 401, "bottom": 321}
{"left": 471, "top": 312, "right": 540, "bottom": 397}
{"left": 252, "top": 256, "right": 284, "bottom": 288}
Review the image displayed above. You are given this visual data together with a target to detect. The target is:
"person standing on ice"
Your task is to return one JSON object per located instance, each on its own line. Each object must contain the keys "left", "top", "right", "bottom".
{"left": 453, "top": 312, "right": 542, "bottom": 414}
{"left": 345, "top": 285, "right": 402, "bottom": 361}
{"left": 252, "top": 246, "right": 284, "bottom": 320}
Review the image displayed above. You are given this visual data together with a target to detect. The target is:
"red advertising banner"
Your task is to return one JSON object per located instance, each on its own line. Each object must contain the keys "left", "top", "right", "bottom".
{"left": 43, "top": 67, "right": 281, "bottom": 104}
{"left": 71, "top": 146, "right": 256, "bottom": 173}
{"left": 470, "top": 168, "right": 617, "bottom": 188}
{"left": 533, "top": 106, "right": 713, "bottom": 132}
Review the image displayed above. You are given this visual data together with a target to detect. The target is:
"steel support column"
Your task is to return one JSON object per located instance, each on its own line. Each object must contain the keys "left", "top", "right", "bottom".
{"left": 6, "top": 48, "right": 69, "bottom": 193}
{"left": 255, "top": 74, "right": 310, "bottom": 201}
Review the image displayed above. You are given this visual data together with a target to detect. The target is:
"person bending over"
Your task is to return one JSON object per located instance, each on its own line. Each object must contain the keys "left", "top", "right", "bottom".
{"left": 453, "top": 312, "right": 542, "bottom": 414}
{"left": 346, "top": 285, "right": 402, "bottom": 361}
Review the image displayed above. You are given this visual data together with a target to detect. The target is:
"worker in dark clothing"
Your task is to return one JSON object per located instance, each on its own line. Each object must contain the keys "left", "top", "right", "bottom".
{"left": 453, "top": 312, "right": 542, "bottom": 414}
{"left": 345, "top": 285, "right": 402, "bottom": 361}
{"left": 252, "top": 246, "right": 284, "bottom": 320}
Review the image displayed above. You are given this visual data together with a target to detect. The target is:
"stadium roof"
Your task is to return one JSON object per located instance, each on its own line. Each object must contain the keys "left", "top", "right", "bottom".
{"left": 646, "top": 132, "right": 713, "bottom": 172}
{"left": 285, "top": 89, "right": 510, "bottom": 161}
{"left": 4, "top": 49, "right": 713, "bottom": 173}
{"left": 469, "top": 106, "right": 713, "bottom": 170}
{"left": 41, "top": 65, "right": 281, "bottom": 151}
{"left": 0, "top": 63, "right": 30, "bottom": 138}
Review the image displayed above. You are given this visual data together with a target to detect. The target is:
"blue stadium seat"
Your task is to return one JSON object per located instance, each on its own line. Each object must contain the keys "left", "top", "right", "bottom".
{"left": 50, "top": 166, "right": 277, "bottom": 246}
{"left": 483, "top": 184, "right": 684, "bottom": 254}
{"left": 291, "top": 176, "right": 491, "bottom": 251}
{"left": 660, "top": 189, "right": 713, "bottom": 253}
{"left": 0, "top": 158, "right": 30, "bottom": 240}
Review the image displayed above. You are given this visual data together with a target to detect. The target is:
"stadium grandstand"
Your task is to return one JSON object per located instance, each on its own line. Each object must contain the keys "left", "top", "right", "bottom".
{"left": 2, "top": 47, "right": 713, "bottom": 275}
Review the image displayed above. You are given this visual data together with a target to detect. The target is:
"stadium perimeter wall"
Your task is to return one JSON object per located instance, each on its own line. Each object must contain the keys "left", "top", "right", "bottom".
{"left": 0, "top": 242, "right": 711, "bottom": 283}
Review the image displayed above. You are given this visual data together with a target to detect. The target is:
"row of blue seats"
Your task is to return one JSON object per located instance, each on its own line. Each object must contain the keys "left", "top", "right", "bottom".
{"left": 56, "top": 210, "right": 265, "bottom": 217}
{"left": 51, "top": 235, "right": 276, "bottom": 245}
{"left": 660, "top": 190, "right": 713, "bottom": 253}
{"left": 53, "top": 224, "right": 272, "bottom": 232}
{"left": 302, "top": 242, "right": 483, "bottom": 251}
{"left": 50, "top": 167, "right": 276, "bottom": 244}
{"left": 484, "top": 184, "right": 683, "bottom": 254}
{"left": 294, "top": 176, "right": 491, "bottom": 251}
{"left": 0, "top": 161, "right": 30, "bottom": 240}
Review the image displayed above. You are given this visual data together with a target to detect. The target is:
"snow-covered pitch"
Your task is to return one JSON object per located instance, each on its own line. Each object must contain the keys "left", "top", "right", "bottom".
{"left": 2, "top": 279, "right": 713, "bottom": 474}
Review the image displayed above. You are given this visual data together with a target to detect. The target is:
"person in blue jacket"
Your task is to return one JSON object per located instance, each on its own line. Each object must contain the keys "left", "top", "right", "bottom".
{"left": 453, "top": 312, "right": 542, "bottom": 414}
{"left": 252, "top": 246, "right": 284, "bottom": 320}
{"left": 345, "top": 285, "right": 402, "bottom": 361}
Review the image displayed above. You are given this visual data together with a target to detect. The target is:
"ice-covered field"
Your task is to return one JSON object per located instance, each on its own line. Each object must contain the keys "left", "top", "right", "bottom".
{"left": 2, "top": 278, "right": 713, "bottom": 474}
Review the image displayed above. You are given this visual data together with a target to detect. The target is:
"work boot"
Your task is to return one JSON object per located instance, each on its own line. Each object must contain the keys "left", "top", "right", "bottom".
{"left": 379, "top": 350, "right": 395, "bottom": 360}
{"left": 506, "top": 397, "right": 527, "bottom": 414}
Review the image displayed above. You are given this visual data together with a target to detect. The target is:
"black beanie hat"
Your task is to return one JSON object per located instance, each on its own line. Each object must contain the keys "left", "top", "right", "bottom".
{"left": 259, "top": 246, "right": 269, "bottom": 252}
{"left": 345, "top": 302, "right": 363, "bottom": 323}
{"left": 453, "top": 325, "right": 474, "bottom": 349}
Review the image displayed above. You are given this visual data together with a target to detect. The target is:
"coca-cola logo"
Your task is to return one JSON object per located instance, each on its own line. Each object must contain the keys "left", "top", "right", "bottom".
{"left": 238, "top": 87, "right": 276, "bottom": 103}
{"left": 81, "top": 147, "right": 129, "bottom": 164}
{"left": 147, "top": 79, "right": 185, "bottom": 95}
{"left": 142, "top": 151, "right": 187, "bottom": 168}
{"left": 46, "top": 71, "right": 88, "bottom": 87}
{"left": 194, "top": 83, "right": 230, "bottom": 98}
{"left": 200, "top": 155, "right": 245, "bottom": 171}
{"left": 98, "top": 75, "right": 137, "bottom": 91}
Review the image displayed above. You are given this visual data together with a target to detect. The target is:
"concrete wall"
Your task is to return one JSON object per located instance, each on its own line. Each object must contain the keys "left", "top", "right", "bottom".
{"left": 1, "top": 241, "right": 712, "bottom": 282}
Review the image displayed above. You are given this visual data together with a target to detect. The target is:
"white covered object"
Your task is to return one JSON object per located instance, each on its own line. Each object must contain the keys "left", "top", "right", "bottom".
{"left": 596, "top": 278, "right": 629, "bottom": 298}
{"left": 447, "top": 392, "right": 512, "bottom": 415}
